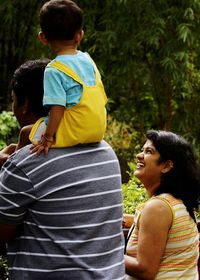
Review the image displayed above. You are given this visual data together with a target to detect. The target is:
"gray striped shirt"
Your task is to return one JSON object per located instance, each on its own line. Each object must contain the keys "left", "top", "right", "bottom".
{"left": 0, "top": 141, "right": 125, "bottom": 279}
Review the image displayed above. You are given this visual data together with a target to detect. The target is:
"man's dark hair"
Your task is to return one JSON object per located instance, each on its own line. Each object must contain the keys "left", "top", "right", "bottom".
{"left": 40, "top": 0, "right": 83, "bottom": 41}
{"left": 11, "top": 59, "right": 50, "bottom": 117}
{"left": 146, "top": 130, "right": 200, "bottom": 221}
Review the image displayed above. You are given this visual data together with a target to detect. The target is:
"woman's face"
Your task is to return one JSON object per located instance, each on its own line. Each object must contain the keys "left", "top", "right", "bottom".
{"left": 134, "top": 139, "right": 167, "bottom": 192}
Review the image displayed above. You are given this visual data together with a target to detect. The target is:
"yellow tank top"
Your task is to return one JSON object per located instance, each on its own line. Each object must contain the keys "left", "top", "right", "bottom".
{"left": 126, "top": 193, "right": 199, "bottom": 279}
{"left": 29, "top": 60, "right": 107, "bottom": 147}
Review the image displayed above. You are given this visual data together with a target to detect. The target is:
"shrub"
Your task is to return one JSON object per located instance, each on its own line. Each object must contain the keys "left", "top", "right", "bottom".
{"left": 0, "top": 256, "right": 8, "bottom": 280}
{"left": 105, "top": 115, "right": 141, "bottom": 182}
{"left": 105, "top": 115, "right": 140, "bottom": 161}
{"left": 0, "top": 111, "right": 19, "bottom": 149}
{"left": 122, "top": 162, "right": 147, "bottom": 214}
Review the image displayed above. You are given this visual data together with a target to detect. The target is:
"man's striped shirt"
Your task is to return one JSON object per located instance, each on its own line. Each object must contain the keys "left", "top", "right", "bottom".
{"left": 0, "top": 141, "right": 125, "bottom": 280}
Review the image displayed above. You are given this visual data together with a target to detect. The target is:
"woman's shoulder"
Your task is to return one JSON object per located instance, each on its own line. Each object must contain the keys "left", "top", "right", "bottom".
{"left": 153, "top": 193, "right": 183, "bottom": 207}
{"left": 139, "top": 197, "right": 173, "bottom": 232}
{"left": 142, "top": 195, "right": 174, "bottom": 220}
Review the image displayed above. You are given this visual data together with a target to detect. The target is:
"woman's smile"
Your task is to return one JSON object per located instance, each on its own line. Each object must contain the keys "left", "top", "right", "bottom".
{"left": 136, "top": 161, "right": 145, "bottom": 169}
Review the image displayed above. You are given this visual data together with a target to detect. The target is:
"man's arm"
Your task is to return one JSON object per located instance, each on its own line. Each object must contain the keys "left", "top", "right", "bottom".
{"left": 0, "top": 224, "right": 18, "bottom": 255}
{"left": 0, "top": 144, "right": 17, "bottom": 167}
{"left": 0, "top": 148, "right": 36, "bottom": 256}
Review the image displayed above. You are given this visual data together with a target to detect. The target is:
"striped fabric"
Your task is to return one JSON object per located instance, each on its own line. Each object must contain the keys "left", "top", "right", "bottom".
{"left": 126, "top": 193, "right": 199, "bottom": 279}
{"left": 0, "top": 141, "right": 125, "bottom": 280}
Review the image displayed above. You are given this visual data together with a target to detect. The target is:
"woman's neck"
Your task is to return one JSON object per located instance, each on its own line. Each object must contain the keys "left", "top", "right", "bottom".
{"left": 145, "top": 182, "right": 160, "bottom": 198}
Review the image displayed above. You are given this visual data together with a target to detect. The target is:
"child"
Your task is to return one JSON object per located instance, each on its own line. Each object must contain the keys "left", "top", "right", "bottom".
{"left": 30, "top": 0, "right": 107, "bottom": 155}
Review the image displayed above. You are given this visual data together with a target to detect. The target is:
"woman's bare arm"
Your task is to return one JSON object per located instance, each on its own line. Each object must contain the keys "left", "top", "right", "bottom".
{"left": 125, "top": 198, "right": 173, "bottom": 280}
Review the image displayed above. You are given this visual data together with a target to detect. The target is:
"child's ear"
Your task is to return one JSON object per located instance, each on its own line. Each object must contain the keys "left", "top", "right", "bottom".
{"left": 80, "top": 30, "right": 84, "bottom": 41}
{"left": 38, "top": 31, "right": 49, "bottom": 45}
{"left": 75, "top": 30, "right": 84, "bottom": 45}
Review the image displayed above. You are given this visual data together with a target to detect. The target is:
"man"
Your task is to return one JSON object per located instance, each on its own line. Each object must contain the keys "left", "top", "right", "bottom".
{"left": 0, "top": 60, "right": 125, "bottom": 280}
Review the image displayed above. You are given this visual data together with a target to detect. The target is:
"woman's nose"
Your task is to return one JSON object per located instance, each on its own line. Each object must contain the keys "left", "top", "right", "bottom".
{"left": 136, "top": 151, "right": 143, "bottom": 160}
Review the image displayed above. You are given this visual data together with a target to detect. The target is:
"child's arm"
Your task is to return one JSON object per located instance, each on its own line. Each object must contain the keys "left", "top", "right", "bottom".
{"left": 31, "top": 105, "right": 65, "bottom": 155}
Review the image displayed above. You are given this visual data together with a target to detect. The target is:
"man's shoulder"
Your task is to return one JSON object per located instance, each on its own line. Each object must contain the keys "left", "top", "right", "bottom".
{"left": 4, "top": 141, "right": 119, "bottom": 187}
{"left": 11, "top": 141, "right": 116, "bottom": 167}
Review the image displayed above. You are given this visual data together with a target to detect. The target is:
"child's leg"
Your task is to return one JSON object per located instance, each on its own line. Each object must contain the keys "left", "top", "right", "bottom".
{"left": 28, "top": 117, "right": 47, "bottom": 145}
{"left": 17, "top": 125, "right": 34, "bottom": 150}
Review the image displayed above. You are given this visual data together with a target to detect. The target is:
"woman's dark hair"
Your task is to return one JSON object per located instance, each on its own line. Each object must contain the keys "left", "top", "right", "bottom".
{"left": 40, "top": 0, "right": 83, "bottom": 41}
{"left": 146, "top": 130, "right": 200, "bottom": 221}
{"left": 11, "top": 59, "right": 50, "bottom": 117}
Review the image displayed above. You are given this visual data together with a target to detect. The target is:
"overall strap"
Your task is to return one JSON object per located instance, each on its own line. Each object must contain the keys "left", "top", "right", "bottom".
{"left": 84, "top": 54, "right": 102, "bottom": 81}
{"left": 48, "top": 61, "right": 85, "bottom": 85}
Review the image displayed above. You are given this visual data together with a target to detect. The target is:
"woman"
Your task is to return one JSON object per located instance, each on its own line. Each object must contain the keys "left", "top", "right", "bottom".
{"left": 125, "top": 130, "right": 200, "bottom": 280}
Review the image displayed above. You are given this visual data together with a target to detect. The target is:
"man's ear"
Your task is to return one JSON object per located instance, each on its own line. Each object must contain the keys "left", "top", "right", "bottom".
{"left": 161, "top": 160, "right": 173, "bottom": 174}
{"left": 38, "top": 31, "right": 49, "bottom": 45}
{"left": 22, "top": 98, "right": 29, "bottom": 115}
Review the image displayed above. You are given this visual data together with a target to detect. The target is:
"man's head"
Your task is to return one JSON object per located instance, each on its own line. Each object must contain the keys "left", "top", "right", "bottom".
{"left": 11, "top": 59, "right": 50, "bottom": 127}
{"left": 39, "top": 0, "right": 83, "bottom": 42}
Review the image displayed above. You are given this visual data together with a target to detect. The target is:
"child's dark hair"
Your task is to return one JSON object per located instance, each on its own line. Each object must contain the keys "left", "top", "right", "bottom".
{"left": 11, "top": 59, "right": 50, "bottom": 117}
{"left": 40, "top": 0, "right": 83, "bottom": 41}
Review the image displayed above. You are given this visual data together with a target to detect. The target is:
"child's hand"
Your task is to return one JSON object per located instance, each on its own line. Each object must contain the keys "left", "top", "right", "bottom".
{"left": 30, "top": 135, "right": 54, "bottom": 156}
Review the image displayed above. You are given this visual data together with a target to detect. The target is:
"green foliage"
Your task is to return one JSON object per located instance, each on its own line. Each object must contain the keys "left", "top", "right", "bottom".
{"left": 0, "top": 256, "right": 8, "bottom": 280}
{"left": 0, "top": 111, "right": 19, "bottom": 149}
{"left": 0, "top": 0, "right": 48, "bottom": 111}
{"left": 77, "top": 0, "right": 200, "bottom": 144}
{"left": 122, "top": 163, "right": 147, "bottom": 214}
{"left": 104, "top": 115, "right": 144, "bottom": 183}
{"left": 1, "top": 0, "right": 200, "bottom": 150}
{"left": 0, "top": 0, "right": 200, "bottom": 216}
{"left": 105, "top": 115, "right": 141, "bottom": 161}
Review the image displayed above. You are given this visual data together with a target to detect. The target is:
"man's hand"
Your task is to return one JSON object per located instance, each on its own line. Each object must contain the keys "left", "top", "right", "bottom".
{"left": 0, "top": 144, "right": 17, "bottom": 167}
